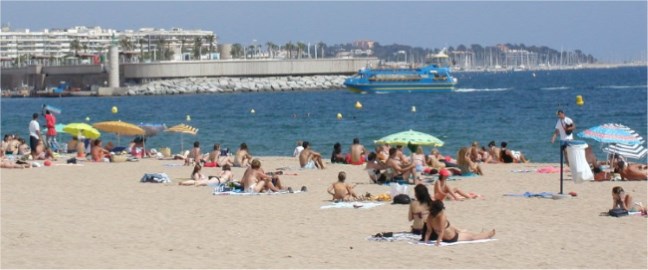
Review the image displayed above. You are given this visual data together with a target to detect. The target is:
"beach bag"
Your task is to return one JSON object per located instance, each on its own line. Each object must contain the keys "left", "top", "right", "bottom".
{"left": 140, "top": 173, "right": 171, "bottom": 184}
{"left": 608, "top": 208, "right": 628, "bottom": 217}
{"left": 392, "top": 194, "right": 411, "bottom": 204}
{"left": 389, "top": 183, "right": 408, "bottom": 197}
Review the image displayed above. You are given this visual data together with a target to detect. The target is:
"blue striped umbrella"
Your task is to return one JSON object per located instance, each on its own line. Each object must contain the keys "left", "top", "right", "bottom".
{"left": 603, "top": 143, "right": 647, "bottom": 160}
{"left": 577, "top": 123, "right": 644, "bottom": 145}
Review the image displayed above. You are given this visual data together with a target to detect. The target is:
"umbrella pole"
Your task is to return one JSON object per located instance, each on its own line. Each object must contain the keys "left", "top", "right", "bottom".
{"left": 559, "top": 141, "right": 566, "bottom": 195}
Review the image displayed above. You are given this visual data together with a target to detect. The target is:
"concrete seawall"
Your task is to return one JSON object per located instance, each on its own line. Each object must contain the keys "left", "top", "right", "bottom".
{"left": 1, "top": 58, "right": 378, "bottom": 93}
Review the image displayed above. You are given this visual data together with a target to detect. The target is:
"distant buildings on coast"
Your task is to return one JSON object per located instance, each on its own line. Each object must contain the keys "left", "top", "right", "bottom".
{"left": 1, "top": 25, "right": 645, "bottom": 72}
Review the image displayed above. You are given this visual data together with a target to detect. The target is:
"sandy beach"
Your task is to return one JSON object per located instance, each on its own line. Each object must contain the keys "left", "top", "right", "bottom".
{"left": 1, "top": 156, "right": 646, "bottom": 269}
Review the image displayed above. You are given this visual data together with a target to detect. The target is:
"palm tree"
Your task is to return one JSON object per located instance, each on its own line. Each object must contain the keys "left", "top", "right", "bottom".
{"left": 317, "top": 41, "right": 326, "bottom": 58}
{"left": 231, "top": 43, "right": 243, "bottom": 59}
{"left": 193, "top": 37, "right": 203, "bottom": 59}
{"left": 296, "top": 42, "right": 306, "bottom": 59}
{"left": 139, "top": 38, "right": 146, "bottom": 62}
{"left": 120, "top": 37, "right": 135, "bottom": 62}
{"left": 156, "top": 38, "right": 166, "bottom": 61}
{"left": 247, "top": 45, "right": 255, "bottom": 58}
{"left": 283, "top": 42, "right": 294, "bottom": 59}
{"left": 206, "top": 34, "right": 215, "bottom": 54}
{"left": 70, "top": 39, "right": 81, "bottom": 57}
{"left": 265, "top": 42, "right": 275, "bottom": 58}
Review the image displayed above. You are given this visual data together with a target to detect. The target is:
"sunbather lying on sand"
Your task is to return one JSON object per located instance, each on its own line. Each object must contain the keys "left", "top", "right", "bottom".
{"left": 424, "top": 199, "right": 496, "bottom": 246}
{"left": 328, "top": 171, "right": 364, "bottom": 201}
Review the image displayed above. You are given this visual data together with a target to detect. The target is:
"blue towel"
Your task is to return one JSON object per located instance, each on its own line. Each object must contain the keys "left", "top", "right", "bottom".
{"left": 504, "top": 192, "right": 554, "bottom": 198}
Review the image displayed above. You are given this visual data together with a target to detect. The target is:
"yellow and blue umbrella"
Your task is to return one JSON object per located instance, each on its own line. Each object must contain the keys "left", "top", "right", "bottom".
{"left": 375, "top": 129, "right": 444, "bottom": 147}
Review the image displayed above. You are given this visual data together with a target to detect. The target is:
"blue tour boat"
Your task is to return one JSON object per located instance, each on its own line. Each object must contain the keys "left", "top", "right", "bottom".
{"left": 344, "top": 51, "right": 458, "bottom": 94}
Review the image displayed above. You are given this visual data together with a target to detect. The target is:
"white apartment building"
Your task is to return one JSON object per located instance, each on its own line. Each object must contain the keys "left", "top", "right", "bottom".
{"left": 0, "top": 26, "right": 217, "bottom": 65}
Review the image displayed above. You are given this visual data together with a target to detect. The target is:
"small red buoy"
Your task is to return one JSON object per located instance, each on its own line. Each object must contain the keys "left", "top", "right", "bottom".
{"left": 568, "top": 191, "right": 577, "bottom": 197}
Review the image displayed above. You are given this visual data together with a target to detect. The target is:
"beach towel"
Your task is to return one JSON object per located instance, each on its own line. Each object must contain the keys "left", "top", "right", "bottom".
{"left": 503, "top": 192, "right": 554, "bottom": 198}
{"left": 213, "top": 189, "right": 303, "bottom": 196}
{"left": 415, "top": 238, "right": 498, "bottom": 247}
{"left": 511, "top": 169, "right": 534, "bottom": 173}
{"left": 536, "top": 166, "right": 561, "bottom": 174}
{"left": 163, "top": 163, "right": 184, "bottom": 167}
{"left": 320, "top": 202, "right": 385, "bottom": 209}
{"left": 140, "top": 173, "right": 171, "bottom": 183}
{"left": 367, "top": 232, "right": 497, "bottom": 247}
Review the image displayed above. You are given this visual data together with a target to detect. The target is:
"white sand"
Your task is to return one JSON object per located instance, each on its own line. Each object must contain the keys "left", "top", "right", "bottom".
{"left": 1, "top": 156, "right": 646, "bottom": 268}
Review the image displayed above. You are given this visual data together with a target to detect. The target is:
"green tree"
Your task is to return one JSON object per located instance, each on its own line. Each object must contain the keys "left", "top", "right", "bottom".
{"left": 317, "top": 41, "right": 327, "bottom": 58}
{"left": 193, "top": 37, "right": 203, "bottom": 59}
{"left": 206, "top": 34, "right": 215, "bottom": 54}
{"left": 156, "top": 38, "right": 166, "bottom": 61}
{"left": 70, "top": 39, "right": 81, "bottom": 57}
{"left": 283, "top": 42, "right": 294, "bottom": 59}
{"left": 231, "top": 43, "right": 243, "bottom": 59}
{"left": 139, "top": 38, "right": 146, "bottom": 62}
{"left": 296, "top": 42, "right": 306, "bottom": 59}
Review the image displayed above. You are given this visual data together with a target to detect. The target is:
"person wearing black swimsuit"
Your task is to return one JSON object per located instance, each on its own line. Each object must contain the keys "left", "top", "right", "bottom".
{"left": 423, "top": 200, "right": 496, "bottom": 246}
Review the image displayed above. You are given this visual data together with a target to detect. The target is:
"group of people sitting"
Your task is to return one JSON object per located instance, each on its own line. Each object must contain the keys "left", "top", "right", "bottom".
{"left": 179, "top": 156, "right": 300, "bottom": 194}
{"left": 1, "top": 133, "right": 56, "bottom": 162}
{"left": 179, "top": 141, "right": 252, "bottom": 168}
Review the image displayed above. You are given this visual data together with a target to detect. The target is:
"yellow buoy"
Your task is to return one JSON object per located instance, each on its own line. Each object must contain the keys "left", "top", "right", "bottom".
{"left": 111, "top": 106, "right": 118, "bottom": 114}
{"left": 336, "top": 113, "right": 343, "bottom": 120}
{"left": 576, "top": 95, "right": 584, "bottom": 106}
{"left": 85, "top": 116, "right": 90, "bottom": 122}
{"left": 186, "top": 114, "right": 191, "bottom": 121}
{"left": 411, "top": 106, "right": 417, "bottom": 113}
{"left": 250, "top": 109, "right": 256, "bottom": 114}
{"left": 355, "top": 101, "right": 363, "bottom": 110}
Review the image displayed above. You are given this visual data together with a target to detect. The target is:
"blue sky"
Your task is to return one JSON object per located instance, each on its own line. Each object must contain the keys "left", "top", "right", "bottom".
{"left": 2, "top": 1, "right": 646, "bottom": 62}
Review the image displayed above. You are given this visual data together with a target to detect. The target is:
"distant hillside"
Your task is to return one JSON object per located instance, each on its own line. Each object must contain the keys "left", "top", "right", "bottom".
{"left": 323, "top": 42, "right": 596, "bottom": 68}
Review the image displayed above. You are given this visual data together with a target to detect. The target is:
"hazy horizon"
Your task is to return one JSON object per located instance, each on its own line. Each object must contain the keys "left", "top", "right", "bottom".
{"left": 1, "top": 1, "right": 646, "bottom": 63}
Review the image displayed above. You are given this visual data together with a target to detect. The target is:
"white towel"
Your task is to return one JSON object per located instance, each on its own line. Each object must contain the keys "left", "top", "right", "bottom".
{"left": 213, "top": 190, "right": 302, "bottom": 196}
{"left": 320, "top": 202, "right": 385, "bottom": 209}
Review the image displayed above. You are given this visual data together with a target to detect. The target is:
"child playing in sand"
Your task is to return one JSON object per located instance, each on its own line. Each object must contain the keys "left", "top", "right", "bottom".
{"left": 327, "top": 171, "right": 363, "bottom": 201}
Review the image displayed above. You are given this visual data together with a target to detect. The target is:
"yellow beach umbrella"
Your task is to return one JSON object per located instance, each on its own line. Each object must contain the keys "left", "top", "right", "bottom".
{"left": 93, "top": 120, "right": 145, "bottom": 145}
{"left": 166, "top": 124, "right": 199, "bottom": 152}
{"left": 62, "top": 123, "right": 101, "bottom": 139}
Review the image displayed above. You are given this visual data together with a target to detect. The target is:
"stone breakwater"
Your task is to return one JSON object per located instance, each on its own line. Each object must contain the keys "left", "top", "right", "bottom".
{"left": 124, "top": 75, "right": 348, "bottom": 95}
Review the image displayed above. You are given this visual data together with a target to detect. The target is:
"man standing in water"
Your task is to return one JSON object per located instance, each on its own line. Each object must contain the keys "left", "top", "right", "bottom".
{"left": 551, "top": 109, "right": 575, "bottom": 164}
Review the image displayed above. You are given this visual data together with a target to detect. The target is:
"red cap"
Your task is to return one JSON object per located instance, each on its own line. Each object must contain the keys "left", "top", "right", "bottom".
{"left": 44, "top": 160, "right": 52, "bottom": 166}
{"left": 439, "top": 169, "right": 450, "bottom": 177}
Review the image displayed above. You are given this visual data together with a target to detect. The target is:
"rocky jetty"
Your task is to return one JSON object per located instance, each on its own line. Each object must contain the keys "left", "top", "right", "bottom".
{"left": 123, "top": 75, "right": 347, "bottom": 95}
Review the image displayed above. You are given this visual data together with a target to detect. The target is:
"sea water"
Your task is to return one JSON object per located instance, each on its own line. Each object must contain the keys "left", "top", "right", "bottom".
{"left": 1, "top": 66, "right": 646, "bottom": 163}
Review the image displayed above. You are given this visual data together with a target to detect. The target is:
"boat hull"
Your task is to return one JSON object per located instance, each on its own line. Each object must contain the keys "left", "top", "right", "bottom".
{"left": 344, "top": 82, "right": 455, "bottom": 94}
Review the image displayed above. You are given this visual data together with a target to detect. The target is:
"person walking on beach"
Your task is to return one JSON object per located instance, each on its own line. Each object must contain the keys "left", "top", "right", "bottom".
{"left": 43, "top": 110, "right": 59, "bottom": 152}
{"left": 551, "top": 109, "right": 575, "bottom": 143}
{"left": 551, "top": 109, "right": 575, "bottom": 164}
{"left": 28, "top": 113, "right": 41, "bottom": 158}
